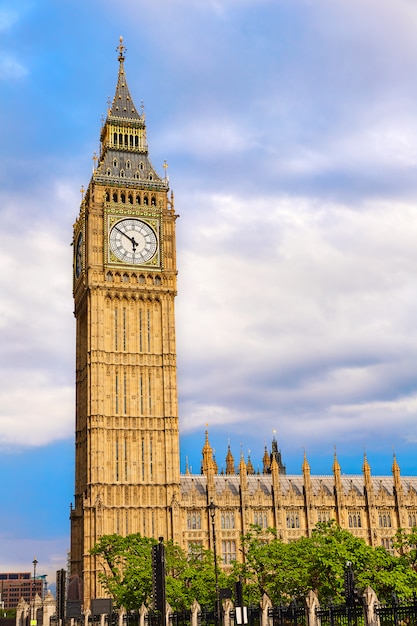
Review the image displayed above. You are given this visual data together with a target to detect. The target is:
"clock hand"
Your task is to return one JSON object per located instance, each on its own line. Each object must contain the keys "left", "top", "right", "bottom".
{"left": 115, "top": 226, "right": 139, "bottom": 252}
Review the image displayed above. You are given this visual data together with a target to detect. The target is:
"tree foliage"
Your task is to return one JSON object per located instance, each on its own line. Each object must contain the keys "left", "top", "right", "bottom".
{"left": 230, "top": 521, "right": 417, "bottom": 605}
{"left": 90, "top": 534, "right": 228, "bottom": 611}
{"left": 393, "top": 526, "right": 417, "bottom": 572}
{"left": 90, "top": 534, "right": 156, "bottom": 610}
{"left": 91, "top": 523, "right": 417, "bottom": 611}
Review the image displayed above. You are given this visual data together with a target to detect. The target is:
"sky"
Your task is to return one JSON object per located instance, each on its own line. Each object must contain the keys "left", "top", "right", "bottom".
{"left": 1, "top": 0, "right": 417, "bottom": 590}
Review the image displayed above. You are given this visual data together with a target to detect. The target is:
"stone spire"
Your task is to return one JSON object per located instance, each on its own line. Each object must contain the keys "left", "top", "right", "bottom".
{"left": 392, "top": 453, "right": 401, "bottom": 484}
{"left": 302, "top": 450, "right": 311, "bottom": 477}
{"left": 109, "top": 37, "right": 142, "bottom": 122}
{"left": 332, "top": 447, "right": 343, "bottom": 525}
{"left": 332, "top": 447, "right": 342, "bottom": 489}
{"left": 247, "top": 451, "right": 255, "bottom": 475}
{"left": 201, "top": 430, "right": 215, "bottom": 475}
{"left": 262, "top": 445, "right": 270, "bottom": 474}
{"left": 270, "top": 433, "right": 286, "bottom": 475}
{"left": 239, "top": 451, "right": 248, "bottom": 491}
{"left": 392, "top": 453, "right": 403, "bottom": 496}
{"left": 362, "top": 452, "right": 372, "bottom": 487}
{"left": 225, "top": 443, "right": 235, "bottom": 475}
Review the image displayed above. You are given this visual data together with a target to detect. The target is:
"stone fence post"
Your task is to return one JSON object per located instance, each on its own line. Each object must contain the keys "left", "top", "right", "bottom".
{"left": 223, "top": 598, "right": 234, "bottom": 626}
{"left": 139, "top": 603, "right": 148, "bottom": 626}
{"left": 362, "top": 587, "right": 380, "bottom": 626}
{"left": 190, "top": 599, "right": 200, "bottom": 626}
{"left": 15, "top": 598, "right": 29, "bottom": 626}
{"left": 165, "top": 602, "right": 172, "bottom": 626}
{"left": 259, "top": 593, "right": 273, "bottom": 626}
{"left": 41, "top": 591, "right": 56, "bottom": 626}
{"left": 305, "top": 590, "right": 320, "bottom": 626}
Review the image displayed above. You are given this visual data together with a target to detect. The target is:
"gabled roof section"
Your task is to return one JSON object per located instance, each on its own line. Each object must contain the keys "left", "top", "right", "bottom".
{"left": 109, "top": 37, "right": 142, "bottom": 122}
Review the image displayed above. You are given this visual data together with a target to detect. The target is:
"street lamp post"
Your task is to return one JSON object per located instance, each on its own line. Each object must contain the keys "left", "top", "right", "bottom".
{"left": 208, "top": 502, "right": 220, "bottom": 626}
{"left": 32, "top": 558, "right": 38, "bottom": 599}
{"left": 32, "top": 557, "right": 38, "bottom": 626}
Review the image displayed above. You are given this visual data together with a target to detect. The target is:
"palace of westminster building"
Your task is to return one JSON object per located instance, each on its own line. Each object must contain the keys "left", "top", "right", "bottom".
{"left": 70, "top": 40, "right": 417, "bottom": 606}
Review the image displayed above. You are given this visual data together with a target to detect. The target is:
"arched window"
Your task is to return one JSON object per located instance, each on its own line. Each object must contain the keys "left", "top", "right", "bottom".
{"left": 221, "top": 511, "right": 235, "bottom": 529}
{"left": 286, "top": 511, "right": 299, "bottom": 529}
{"left": 222, "top": 541, "right": 236, "bottom": 565}
{"left": 151, "top": 196, "right": 156, "bottom": 206}
{"left": 113, "top": 192, "right": 118, "bottom": 203}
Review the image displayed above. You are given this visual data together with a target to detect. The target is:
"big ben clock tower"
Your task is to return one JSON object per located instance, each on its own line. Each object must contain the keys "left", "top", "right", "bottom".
{"left": 70, "top": 38, "right": 180, "bottom": 605}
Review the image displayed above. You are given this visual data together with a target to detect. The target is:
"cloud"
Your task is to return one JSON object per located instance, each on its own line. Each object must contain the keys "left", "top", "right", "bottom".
{"left": 0, "top": 181, "right": 76, "bottom": 448}
{"left": 176, "top": 191, "right": 417, "bottom": 456}
{"left": 0, "top": 532, "right": 68, "bottom": 586}
{"left": 0, "top": 53, "right": 27, "bottom": 79}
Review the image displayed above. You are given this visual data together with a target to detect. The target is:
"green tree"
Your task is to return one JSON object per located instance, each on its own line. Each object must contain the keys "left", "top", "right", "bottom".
{"left": 91, "top": 534, "right": 228, "bottom": 611}
{"left": 90, "top": 533, "right": 156, "bottom": 609}
{"left": 231, "top": 521, "right": 417, "bottom": 605}
{"left": 393, "top": 527, "right": 417, "bottom": 572}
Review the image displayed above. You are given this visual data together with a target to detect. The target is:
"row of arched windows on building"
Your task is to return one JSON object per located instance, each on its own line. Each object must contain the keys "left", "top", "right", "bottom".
{"left": 186, "top": 508, "right": 409, "bottom": 535}
{"left": 105, "top": 190, "right": 157, "bottom": 206}
{"left": 379, "top": 512, "right": 392, "bottom": 528}
{"left": 348, "top": 513, "right": 362, "bottom": 528}
{"left": 113, "top": 133, "right": 140, "bottom": 148}
{"left": 106, "top": 272, "right": 162, "bottom": 286}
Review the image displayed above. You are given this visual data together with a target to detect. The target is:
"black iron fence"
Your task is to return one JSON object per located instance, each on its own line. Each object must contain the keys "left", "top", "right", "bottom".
{"left": 316, "top": 602, "right": 364, "bottom": 626}
{"left": 198, "top": 607, "right": 216, "bottom": 626}
{"left": 269, "top": 601, "right": 307, "bottom": 626}
{"left": 44, "top": 592, "right": 417, "bottom": 626}
{"left": 375, "top": 594, "right": 417, "bottom": 626}
{"left": 170, "top": 610, "right": 192, "bottom": 626}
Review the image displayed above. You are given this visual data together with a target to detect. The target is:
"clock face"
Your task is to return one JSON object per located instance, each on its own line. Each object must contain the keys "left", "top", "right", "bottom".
{"left": 109, "top": 218, "right": 158, "bottom": 264}
{"left": 75, "top": 232, "right": 83, "bottom": 278}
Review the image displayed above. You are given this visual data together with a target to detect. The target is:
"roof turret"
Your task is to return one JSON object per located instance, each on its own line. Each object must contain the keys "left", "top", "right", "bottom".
{"left": 225, "top": 443, "right": 235, "bottom": 475}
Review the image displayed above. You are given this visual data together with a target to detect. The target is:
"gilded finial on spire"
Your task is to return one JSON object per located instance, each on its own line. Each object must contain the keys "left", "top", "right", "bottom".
{"left": 117, "top": 36, "right": 126, "bottom": 62}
